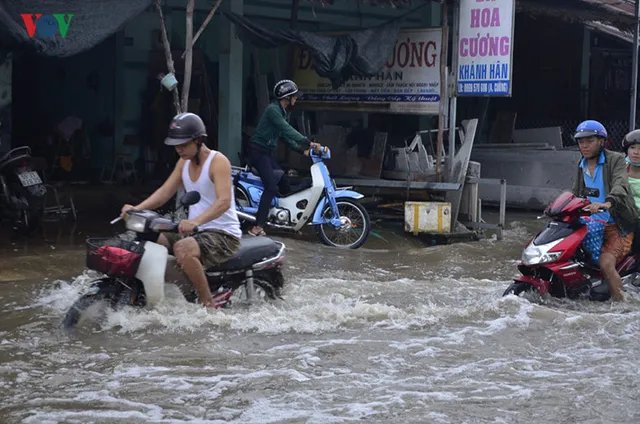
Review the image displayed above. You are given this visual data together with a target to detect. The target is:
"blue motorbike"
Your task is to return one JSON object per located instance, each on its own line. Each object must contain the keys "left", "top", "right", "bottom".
{"left": 232, "top": 145, "right": 371, "bottom": 249}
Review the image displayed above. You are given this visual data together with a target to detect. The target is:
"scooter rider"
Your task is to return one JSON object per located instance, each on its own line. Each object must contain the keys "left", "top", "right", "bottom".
{"left": 247, "top": 79, "right": 321, "bottom": 237}
{"left": 571, "top": 120, "right": 638, "bottom": 301}
{"left": 623, "top": 129, "right": 640, "bottom": 211}
{"left": 120, "top": 112, "right": 242, "bottom": 308}
{"left": 622, "top": 130, "right": 640, "bottom": 257}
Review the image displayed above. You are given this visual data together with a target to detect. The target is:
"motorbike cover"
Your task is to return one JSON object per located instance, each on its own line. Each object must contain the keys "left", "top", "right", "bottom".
{"left": 135, "top": 241, "right": 168, "bottom": 308}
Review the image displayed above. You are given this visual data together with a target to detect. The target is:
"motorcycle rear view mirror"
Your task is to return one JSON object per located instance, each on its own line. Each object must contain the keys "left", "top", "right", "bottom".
{"left": 582, "top": 188, "right": 600, "bottom": 198}
{"left": 180, "top": 191, "right": 201, "bottom": 207}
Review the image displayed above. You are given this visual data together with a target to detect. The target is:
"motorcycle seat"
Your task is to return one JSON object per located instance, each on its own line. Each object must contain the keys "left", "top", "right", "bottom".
{"left": 0, "top": 147, "right": 32, "bottom": 168}
{"left": 250, "top": 167, "right": 285, "bottom": 181}
{"left": 0, "top": 153, "right": 32, "bottom": 172}
{"left": 281, "top": 179, "right": 313, "bottom": 197}
{"left": 207, "top": 236, "right": 282, "bottom": 272}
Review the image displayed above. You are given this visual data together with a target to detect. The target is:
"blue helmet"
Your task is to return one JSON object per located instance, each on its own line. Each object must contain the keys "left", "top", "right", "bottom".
{"left": 574, "top": 120, "right": 608, "bottom": 140}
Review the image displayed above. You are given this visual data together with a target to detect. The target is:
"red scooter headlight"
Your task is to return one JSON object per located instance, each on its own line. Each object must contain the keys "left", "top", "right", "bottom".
{"left": 521, "top": 238, "right": 564, "bottom": 265}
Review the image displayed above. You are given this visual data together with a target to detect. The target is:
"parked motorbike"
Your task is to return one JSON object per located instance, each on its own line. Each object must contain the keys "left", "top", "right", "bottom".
{"left": 0, "top": 146, "right": 46, "bottom": 233}
{"left": 233, "top": 145, "right": 371, "bottom": 249}
{"left": 503, "top": 190, "right": 640, "bottom": 302}
{"left": 62, "top": 191, "right": 286, "bottom": 330}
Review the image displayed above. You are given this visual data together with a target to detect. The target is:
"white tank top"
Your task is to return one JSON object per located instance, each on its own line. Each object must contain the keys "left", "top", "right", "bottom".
{"left": 182, "top": 150, "right": 242, "bottom": 239}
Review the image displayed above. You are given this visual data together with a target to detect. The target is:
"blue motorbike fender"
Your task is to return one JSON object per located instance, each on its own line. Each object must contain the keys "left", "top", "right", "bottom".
{"left": 311, "top": 190, "right": 364, "bottom": 224}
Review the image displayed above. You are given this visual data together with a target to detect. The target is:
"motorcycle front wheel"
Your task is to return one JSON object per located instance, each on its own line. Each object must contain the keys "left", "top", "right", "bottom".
{"left": 61, "top": 278, "right": 144, "bottom": 331}
{"left": 316, "top": 198, "right": 371, "bottom": 249}
{"left": 503, "top": 282, "right": 535, "bottom": 297}
{"left": 18, "top": 195, "right": 44, "bottom": 235}
{"left": 61, "top": 292, "right": 106, "bottom": 330}
{"left": 503, "top": 281, "right": 544, "bottom": 303}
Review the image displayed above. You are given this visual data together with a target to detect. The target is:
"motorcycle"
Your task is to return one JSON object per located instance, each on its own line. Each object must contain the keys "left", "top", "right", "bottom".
{"left": 0, "top": 146, "right": 46, "bottom": 233}
{"left": 503, "top": 190, "right": 640, "bottom": 302}
{"left": 62, "top": 191, "right": 286, "bottom": 330}
{"left": 232, "top": 145, "right": 371, "bottom": 249}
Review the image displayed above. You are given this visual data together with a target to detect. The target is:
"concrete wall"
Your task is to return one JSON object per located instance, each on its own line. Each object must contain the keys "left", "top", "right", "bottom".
{"left": 0, "top": 55, "right": 10, "bottom": 110}
{"left": 112, "top": 0, "right": 438, "bottom": 166}
{"left": 121, "top": 8, "right": 164, "bottom": 138}
{"left": 0, "top": 54, "right": 11, "bottom": 156}
{"left": 470, "top": 148, "right": 583, "bottom": 211}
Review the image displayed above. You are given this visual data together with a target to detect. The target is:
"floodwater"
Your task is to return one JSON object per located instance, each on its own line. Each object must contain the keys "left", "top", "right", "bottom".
{"left": 1, "top": 212, "right": 640, "bottom": 423}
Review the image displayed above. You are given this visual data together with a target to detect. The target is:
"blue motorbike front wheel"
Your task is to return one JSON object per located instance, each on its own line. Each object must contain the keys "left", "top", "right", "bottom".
{"left": 316, "top": 198, "right": 370, "bottom": 249}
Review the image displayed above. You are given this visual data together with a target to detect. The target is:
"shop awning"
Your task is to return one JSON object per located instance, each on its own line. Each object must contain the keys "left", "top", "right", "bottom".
{"left": 0, "top": 0, "right": 153, "bottom": 57}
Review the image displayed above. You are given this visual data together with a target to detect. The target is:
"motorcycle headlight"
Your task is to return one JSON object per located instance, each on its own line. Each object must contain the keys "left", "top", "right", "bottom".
{"left": 149, "top": 219, "right": 177, "bottom": 232}
{"left": 125, "top": 214, "right": 148, "bottom": 232}
{"left": 521, "top": 238, "right": 564, "bottom": 265}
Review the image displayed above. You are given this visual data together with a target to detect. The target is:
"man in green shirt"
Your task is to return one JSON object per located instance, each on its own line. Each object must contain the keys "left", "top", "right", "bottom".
{"left": 247, "top": 79, "right": 320, "bottom": 237}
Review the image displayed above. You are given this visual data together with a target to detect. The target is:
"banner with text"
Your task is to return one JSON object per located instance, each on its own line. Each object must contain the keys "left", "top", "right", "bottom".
{"left": 457, "top": 0, "right": 515, "bottom": 97}
{"left": 293, "top": 28, "right": 442, "bottom": 114}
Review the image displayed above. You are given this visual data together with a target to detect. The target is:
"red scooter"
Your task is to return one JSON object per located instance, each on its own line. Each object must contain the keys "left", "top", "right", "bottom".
{"left": 504, "top": 191, "right": 640, "bottom": 301}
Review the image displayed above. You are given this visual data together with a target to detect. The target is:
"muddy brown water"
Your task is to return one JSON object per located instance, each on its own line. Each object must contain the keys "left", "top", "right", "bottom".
{"left": 1, "top": 211, "right": 640, "bottom": 423}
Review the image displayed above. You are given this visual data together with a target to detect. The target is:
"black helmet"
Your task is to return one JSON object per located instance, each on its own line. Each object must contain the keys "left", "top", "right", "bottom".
{"left": 273, "top": 79, "right": 301, "bottom": 100}
{"left": 623, "top": 129, "right": 640, "bottom": 153}
{"left": 164, "top": 113, "right": 207, "bottom": 146}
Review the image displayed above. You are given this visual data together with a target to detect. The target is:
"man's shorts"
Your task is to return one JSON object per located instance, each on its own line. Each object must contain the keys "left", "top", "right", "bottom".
{"left": 163, "top": 229, "right": 241, "bottom": 269}
{"left": 602, "top": 224, "right": 634, "bottom": 262}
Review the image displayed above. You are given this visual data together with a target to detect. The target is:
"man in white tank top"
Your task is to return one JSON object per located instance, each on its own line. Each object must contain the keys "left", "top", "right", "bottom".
{"left": 120, "top": 113, "right": 241, "bottom": 308}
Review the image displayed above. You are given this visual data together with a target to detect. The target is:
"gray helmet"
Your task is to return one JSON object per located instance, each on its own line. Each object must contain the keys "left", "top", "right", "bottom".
{"left": 164, "top": 113, "right": 207, "bottom": 146}
{"left": 273, "top": 79, "right": 301, "bottom": 100}
{"left": 623, "top": 129, "right": 640, "bottom": 153}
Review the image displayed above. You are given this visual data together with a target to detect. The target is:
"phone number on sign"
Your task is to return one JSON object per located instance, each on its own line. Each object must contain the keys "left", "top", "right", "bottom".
{"left": 458, "top": 81, "right": 509, "bottom": 94}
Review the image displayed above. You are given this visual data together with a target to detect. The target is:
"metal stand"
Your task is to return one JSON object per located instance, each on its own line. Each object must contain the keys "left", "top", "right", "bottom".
{"left": 43, "top": 184, "right": 77, "bottom": 221}
{"left": 460, "top": 177, "right": 507, "bottom": 241}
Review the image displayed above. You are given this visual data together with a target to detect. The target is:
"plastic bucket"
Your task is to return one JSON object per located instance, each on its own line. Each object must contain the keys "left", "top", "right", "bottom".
{"left": 160, "top": 73, "right": 178, "bottom": 90}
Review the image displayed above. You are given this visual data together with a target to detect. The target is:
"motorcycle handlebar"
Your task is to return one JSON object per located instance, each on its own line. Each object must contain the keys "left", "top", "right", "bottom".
{"left": 111, "top": 208, "right": 142, "bottom": 224}
{"left": 309, "top": 145, "right": 328, "bottom": 154}
{"left": 539, "top": 208, "right": 605, "bottom": 220}
{"left": 111, "top": 210, "right": 199, "bottom": 234}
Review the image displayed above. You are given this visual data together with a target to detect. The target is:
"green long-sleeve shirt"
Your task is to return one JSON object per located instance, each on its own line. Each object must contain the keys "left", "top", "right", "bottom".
{"left": 571, "top": 149, "right": 638, "bottom": 234}
{"left": 250, "top": 101, "right": 308, "bottom": 153}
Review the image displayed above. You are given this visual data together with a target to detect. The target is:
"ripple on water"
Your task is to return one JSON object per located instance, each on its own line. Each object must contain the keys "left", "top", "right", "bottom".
{"left": 2, "top": 223, "right": 640, "bottom": 423}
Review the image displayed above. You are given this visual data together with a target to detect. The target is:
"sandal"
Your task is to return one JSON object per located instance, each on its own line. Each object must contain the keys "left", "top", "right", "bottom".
{"left": 248, "top": 228, "right": 266, "bottom": 237}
